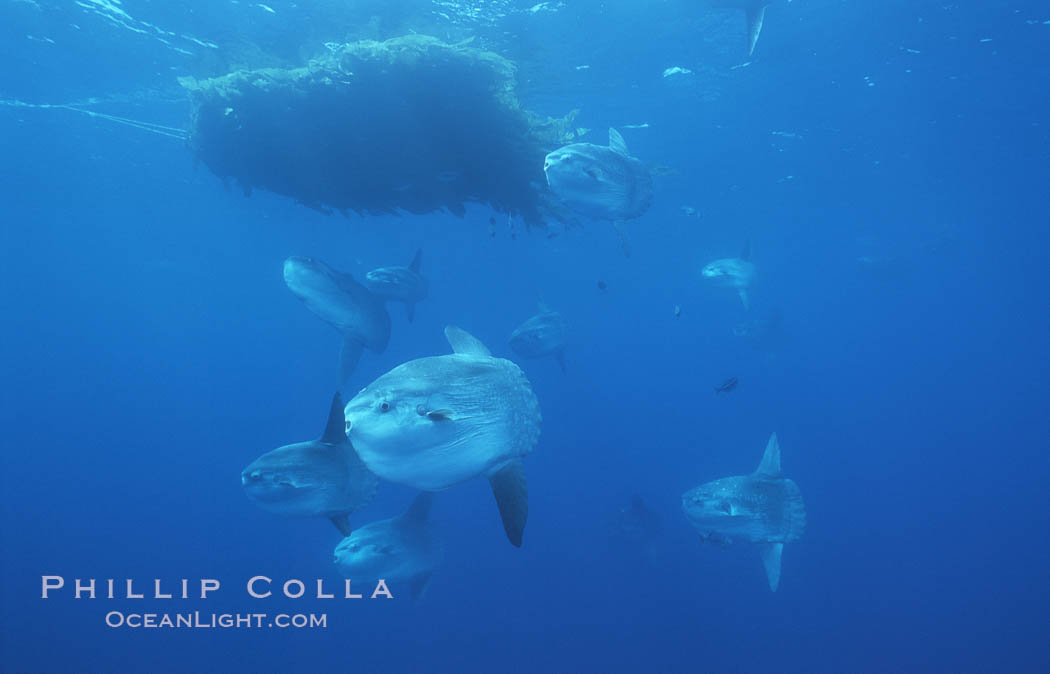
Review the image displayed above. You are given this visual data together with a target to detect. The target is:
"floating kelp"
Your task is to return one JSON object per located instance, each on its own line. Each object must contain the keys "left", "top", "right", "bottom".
{"left": 180, "top": 35, "right": 575, "bottom": 225}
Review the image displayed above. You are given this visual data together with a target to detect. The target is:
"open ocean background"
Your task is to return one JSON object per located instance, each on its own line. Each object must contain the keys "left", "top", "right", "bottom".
{"left": 2, "top": 1, "right": 1048, "bottom": 672}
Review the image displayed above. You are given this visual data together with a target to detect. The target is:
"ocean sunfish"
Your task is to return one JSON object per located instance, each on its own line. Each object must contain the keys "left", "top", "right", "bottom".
{"left": 333, "top": 492, "right": 444, "bottom": 601}
{"left": 701, "top": 239, "right": 755, "bottom": 309}
{"left": 705, "top": 1, "right": 771, "bottom": 56}
{"left": 283, "top": 256, "right": 391, "bottom": 383}
{"left": 343, "top": 326, "right": 541, "bottom": 546}
{"left": 364, "top": 248, "right": 428, "bottom": 323}
{"left": 241, "top": 393, "right": 379, "bottom": 536}
{"left": 682, "top": 432, "right": 806, "bottom": 591}
{"left": 543, "top": 128, "right": 653, "bottom": 255}
{"left": 508, "top": 304, "right": 568, "bottom": 373}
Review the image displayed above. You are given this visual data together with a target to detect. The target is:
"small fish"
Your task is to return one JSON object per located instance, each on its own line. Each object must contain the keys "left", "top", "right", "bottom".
{"left": 714, "top": 377, "right": 738, "bottom": 394}
{"left": 597, "top": 280, "right": 608, "bottom": 292}
{"left": 674, "top": 305, "right": 681, "bottom": 318}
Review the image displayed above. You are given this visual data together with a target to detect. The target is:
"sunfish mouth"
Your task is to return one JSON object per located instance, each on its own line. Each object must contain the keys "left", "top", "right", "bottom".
{"left": 240, "top": 469, "right": 315, "bottom": 489}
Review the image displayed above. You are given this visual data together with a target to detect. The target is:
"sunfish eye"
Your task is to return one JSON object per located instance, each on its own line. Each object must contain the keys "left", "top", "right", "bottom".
{"left": 416, "top": 404, "right": 426, "bottom": 416}
{"left": 718, "top": 501, "right": 733, "bottom": 515}
{"left": 380, "top": 401, "right": 390, "bottom": 412}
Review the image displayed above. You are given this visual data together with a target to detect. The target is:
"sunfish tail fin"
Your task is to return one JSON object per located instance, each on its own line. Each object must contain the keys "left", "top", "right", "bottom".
{"left": 759, "top": 542, "right": 783, "bottom": 591}
{"left": 329, "top": 514, "right": 352, "bottom": 537}
{"left": 746, "top": 4, "right": 767, "bottom": 56}
{"left": 338, "top": 338, "right": 365, "bottom": 384}
{"left": 320, "top": 392, "right": 347, "bottom": 444}
{"left": 489, "top": 460, "right": 528, "bottom": 547}
{"left": 754, "top": 432, "right": 781, "bottom": 477}
{"left": 408, "top": 248, "right": 422, "bottom": 273}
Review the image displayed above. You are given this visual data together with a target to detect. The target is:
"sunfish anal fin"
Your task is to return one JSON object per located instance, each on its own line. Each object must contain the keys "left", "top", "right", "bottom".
{"left": 489, "top": 460, "right": 528, "bottom": 547}
{"left": 613, "top": 220, "right": 632, "bottom": 257}
{"left": 555, "top": 349, "right": 567, "bottom": 375}
{"left": 409, "top": 572, "right": 433, "bottom": 601}
{"left": 320, "top": 392, "right": 347, "bottom": 445}
{"left": 445, "top": 326, "right": 491, "bottom": 357}
{"left": 401, "top": 492, "right": 434, "bottom": 523}
{"left": 746, "top": 4, "right": 767, "bottom": 57}
{"left": 329, "top": 515, "right": 352, "bottom": 537}
{"left": 737, "top": 288, "right": 750, "bottom": 310}
{"left": 759, "top": 542, "right": 783, "bottom": 591}
{"left": 338, "top": 337, "right": 365, "bottom": 383}
{"left": 754, "top": 432, "right": 781, "bottom": 477}
{"left": 408, "top": 248, "right": 423, "bottom": 273}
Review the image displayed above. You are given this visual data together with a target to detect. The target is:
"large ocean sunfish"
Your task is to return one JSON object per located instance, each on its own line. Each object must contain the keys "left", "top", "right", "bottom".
{"left": 242, "top": 393, "right": 378, "bottom": 536}
{"left": 343, "top": 327, "right": 542, "bottom": 547}
{"left": 682, "top": 433, "right": 806, "bottom": 591}
{"left": 283, "top": 256, "right": 391, "bottom": 383}
{"left": 334, "top": 492, "right": 444, "bottom": 601}
{"left": 544, "top": 128, "right": 653, "bottom": 255}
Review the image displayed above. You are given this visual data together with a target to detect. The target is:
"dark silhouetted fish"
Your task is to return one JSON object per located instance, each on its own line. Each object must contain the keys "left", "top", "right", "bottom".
{"left": 714, "top": 377, "right": 738, "bottom": 394}
{"left": 509, "top": 304, "right": 568, "bottom": 374}
{"left": 614, "top": 494, "right": 664, "bottom": 547}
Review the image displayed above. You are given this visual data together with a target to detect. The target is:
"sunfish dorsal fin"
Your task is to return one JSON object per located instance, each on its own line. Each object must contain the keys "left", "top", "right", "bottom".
{"left": 329, "top": 514, "right": 352, "bottom": 537}
{"left": 445, "top": 326, "right": 491, "bottom": 356}
{"left": 759, "top": 542, "right": 783, "bottom": 591}
{"left": 755, "top": 432, "right": 781, "bottom": 477}
{"left": 320, "top": 392, "right": 347, "bottom": 444}
{"left": 746, "top": 4, "right": 767, "bottom": 57}
{"left": 409, "top": 248, "right": 422, "bottom": 273}
{"left": 401, "top": 492, "right": 434, "bottom": 524}
{"left": 608, "top": 127, "right": 628, "bottom": 155}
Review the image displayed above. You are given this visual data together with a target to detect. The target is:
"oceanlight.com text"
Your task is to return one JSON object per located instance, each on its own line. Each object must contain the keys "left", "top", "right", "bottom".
{"left": 104, "top": 611, "right": 327, "bottom": 629}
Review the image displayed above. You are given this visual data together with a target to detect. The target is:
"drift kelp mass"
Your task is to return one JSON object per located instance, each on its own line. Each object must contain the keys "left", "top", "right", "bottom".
{"left": 180, "top": 35, "right": 577, "bottom": 224}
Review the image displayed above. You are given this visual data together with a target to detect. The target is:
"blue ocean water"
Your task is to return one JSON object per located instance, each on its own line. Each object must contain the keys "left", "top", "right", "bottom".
{"left": 2, "top": 1, "right": 1048, "bottom": 672}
